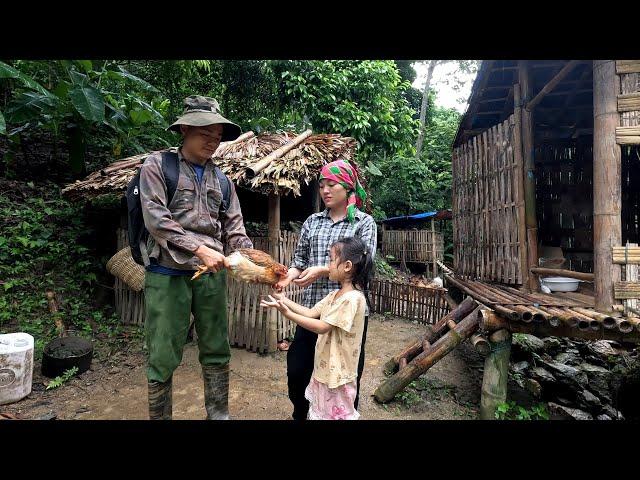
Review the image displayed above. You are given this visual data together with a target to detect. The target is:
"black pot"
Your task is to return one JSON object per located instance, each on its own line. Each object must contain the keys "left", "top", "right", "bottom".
{"left": 41, "top": 336, "right": 93, "bottom": 378}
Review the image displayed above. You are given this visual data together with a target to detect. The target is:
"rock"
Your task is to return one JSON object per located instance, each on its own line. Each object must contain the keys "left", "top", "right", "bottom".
{"left": 577, "top": 363, "right": 612, "bottom": 403}
{"left": 530, "top": 367, "right": 556, "bottom": 383}
{"left": 554, "top": 351, "right": 581, "bottom": 366}
{"left": 588, "top": 340, "right": 618, "bottom": 357}
{"left": 512, "top": 334, "right": 545, "bottom": 353}
{"left": 548, "top": 402, "right": 593, "bottom": 420}
{"left": 602, "top": 404, "right": 625, "bottom": 420}
{"left": 109, "top": 367, "right": 121, "bottom": 374}
{"left": 511, "top": 361, "right": 529, "bottom": 373}
{"left": 525, "top": 378, "right": 542, "bottom": 398}
{"left": 541, "top": 360, "right": 588, "bottom": 387}
{"left": 576, "top": 389, "right": 601, "bottom": 408}
{"left": 597, "top": 414, "right": 612, "bottom": 420}
{"left": 542, "top": 337, "right": 562, "bottom": 355}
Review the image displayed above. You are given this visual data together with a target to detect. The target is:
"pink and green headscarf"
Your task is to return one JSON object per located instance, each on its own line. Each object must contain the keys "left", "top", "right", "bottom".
{"left": 319, "top": 160, "right": 367, "bottom": 223}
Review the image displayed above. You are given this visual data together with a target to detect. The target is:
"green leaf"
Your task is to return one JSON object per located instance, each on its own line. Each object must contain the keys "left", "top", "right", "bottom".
{"left": 6, "top": 91, "right": 58, "bottom": 123}
{"left": 0, "top": 110, "right": 5, "bottom": 135}
{"left": 0, "top": 61, "right": 52, "bottom": 96}
{"left": 69, "top": 86, "right": 105, "bottom": 123}
{"left": 108, "top": 67, "right": 159, "bottom": 93}
{"left": 75, "top": 60, "right": 93, "bottom": 73}
{"left": 366, "top": 162, "right": 383, "bottom": 176}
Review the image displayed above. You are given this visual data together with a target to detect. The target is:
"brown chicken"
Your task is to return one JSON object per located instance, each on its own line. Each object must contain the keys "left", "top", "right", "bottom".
{"left": 192, "top": 248, "right": 288, "bottom": 286}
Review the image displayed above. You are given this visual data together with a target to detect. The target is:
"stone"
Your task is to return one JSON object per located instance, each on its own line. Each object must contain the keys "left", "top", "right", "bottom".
{"left": 576, "top": 389, "right": 601, "bottom": 408}
{"left": 602, "top": 404, "right": 625, "bottom": 420}
{"left": 525, "top": 378, "right": 542, "bottom": 398}
{"left": 554, "top": 351, "right": 581, "bottom": 366}
{"left": 511, "top": 361, "right": 529, "bottom": 373}
{"left": 109, "top": 367, "right": 121, "bottom": 374}
{"left": 588, "top": 340, "right": 618, "bottom": 357}
{"left": 541, "top": 360, "right": 588, "bottom": 387}
{"left": 548, "top": 402, "right": 593, "bottom": 420}
{"left": 530, "top": 367, "right": 556, "bottom": 383}
{"left": 542, "top": 337, "right": 562, "bottom": 355}
{"left": 596, "top": 414, "right": 612, "bottom": 420}
{"left": 512, "top": 334, "right": 545, "bottom": 353}
{"left": 577, "top": 363, "right": 612, "bottom": 402}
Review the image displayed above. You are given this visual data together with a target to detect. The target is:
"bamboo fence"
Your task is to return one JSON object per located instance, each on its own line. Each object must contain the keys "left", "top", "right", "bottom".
{"left": 369, "top": 279, "right": 450, "bottom": 325}
{"left": 381, "top": 230, "right": 444, "bottom": 265}
{"left": 452, "top": 113, "right": 526, "bottom": 284}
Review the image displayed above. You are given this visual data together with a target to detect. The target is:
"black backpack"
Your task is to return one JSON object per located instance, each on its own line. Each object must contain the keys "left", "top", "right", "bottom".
{"left": 125, "top": 151, "right": 232, "bottom": 266}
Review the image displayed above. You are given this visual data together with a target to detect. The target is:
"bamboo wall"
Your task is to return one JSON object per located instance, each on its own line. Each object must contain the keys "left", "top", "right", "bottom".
{"left": 114, "top": 228, "right": 303, "bottom": 353}
{"left": 369, "top": 279, "right": 450, "bottom": 324}
{"left": 452, "top": 114, "right": 526, "bottom": 284}
{"left": 382, "top": 230, "right": 444, "bottom": 265}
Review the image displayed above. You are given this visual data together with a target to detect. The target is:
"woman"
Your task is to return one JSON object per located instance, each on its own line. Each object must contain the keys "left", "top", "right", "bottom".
{"left": 275, "top": 159, "right": 377, "bottom": 420}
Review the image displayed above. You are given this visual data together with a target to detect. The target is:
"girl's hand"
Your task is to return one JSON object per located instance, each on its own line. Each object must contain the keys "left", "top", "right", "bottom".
{"left": 292, "top": 266, "right": 327, "bottom": 288}
{"left": 260, "top": 295, "right": 290, "bottom": 315}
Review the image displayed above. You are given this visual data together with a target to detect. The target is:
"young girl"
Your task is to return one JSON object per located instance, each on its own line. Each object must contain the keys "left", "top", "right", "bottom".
{"left": 261, "top": 236, "right": 373, "bottom": 420}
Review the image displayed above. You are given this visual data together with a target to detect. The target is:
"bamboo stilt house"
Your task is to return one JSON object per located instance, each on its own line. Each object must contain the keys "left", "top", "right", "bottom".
{"left": 62, "top": 130, "right": 359, "bottom": 353}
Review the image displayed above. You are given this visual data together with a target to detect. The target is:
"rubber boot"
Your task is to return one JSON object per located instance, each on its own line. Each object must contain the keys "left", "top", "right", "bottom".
{"left": 148, "top": 377, "right": 173, "bottom": 420}
{"left": 202, "top": 364, "right": 230, "bottom": 420}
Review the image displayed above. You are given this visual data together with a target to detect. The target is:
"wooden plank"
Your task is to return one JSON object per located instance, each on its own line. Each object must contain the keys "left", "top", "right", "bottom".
{"left": 614, "top": 281, "right": 640, "bottom": 300}
{"left": 617, "top": 92, "right": 640, "bottom": 112}
{"left": 616, "top": 60, "right": 640, "bottom": 75}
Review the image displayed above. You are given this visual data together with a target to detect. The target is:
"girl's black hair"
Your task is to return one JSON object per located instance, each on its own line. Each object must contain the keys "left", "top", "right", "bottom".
{"left": 331, "top": 236, "right": 374, "bottom": 308}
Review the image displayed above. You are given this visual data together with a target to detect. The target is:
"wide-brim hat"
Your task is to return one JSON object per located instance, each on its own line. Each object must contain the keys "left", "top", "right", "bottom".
{"left": 167, "top": 95, "right": 241, "bottom": 142}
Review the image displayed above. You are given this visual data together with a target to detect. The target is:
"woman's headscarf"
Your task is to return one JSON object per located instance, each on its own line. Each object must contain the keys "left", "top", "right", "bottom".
{"left": 319, "top": 160, "right": 367, "bottom": 223}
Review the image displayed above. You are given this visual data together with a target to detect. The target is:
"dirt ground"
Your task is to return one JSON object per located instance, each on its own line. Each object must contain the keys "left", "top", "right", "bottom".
{"left": 2, "top": 315, "right": 485, "bottom": 420}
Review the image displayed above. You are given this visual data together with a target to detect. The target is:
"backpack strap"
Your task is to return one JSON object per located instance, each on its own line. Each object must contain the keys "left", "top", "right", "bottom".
{"left": 214, "top": 166, "right": 232, "bottom": 214}
{"left": 160, "top": 151, "right": 180, "bottom": 204}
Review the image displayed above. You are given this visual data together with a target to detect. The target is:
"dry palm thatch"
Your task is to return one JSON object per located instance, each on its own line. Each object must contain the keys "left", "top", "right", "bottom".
{"left": 62, "top": 131, "right": 358, "bottom": 200}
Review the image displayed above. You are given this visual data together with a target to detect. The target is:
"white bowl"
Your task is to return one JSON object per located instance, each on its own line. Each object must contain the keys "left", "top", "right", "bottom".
{"left": 540, "top": 276, "right": 581, "bottom": 292}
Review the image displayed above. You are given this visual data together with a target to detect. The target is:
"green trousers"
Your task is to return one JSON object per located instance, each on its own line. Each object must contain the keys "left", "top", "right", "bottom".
{"left": 144, "top": 270, "right": 230, "bottom": 383}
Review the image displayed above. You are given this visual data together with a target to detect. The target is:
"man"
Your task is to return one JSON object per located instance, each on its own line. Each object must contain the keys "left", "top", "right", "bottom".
{"left": 139, "top": 95, "right": 253, "bottom": 420}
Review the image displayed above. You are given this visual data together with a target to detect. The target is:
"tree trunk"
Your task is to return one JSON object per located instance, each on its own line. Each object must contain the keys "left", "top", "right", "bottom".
{"left": 479, "top": 329, "right": 512, "bottom": 420}
{"left": 415, "top": 60, "right": 438, "bottom": 157}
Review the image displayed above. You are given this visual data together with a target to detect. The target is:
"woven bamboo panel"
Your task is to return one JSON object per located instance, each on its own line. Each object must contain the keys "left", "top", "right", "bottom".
{"left": 368, "top": 279, "right": 450, "bottom": 324}
{"left": 619, "top": 69, "right": 640, "bottom": 128}
{"left": 452, "top": 114, "right": 525, "bottom": 284}
{"left": 382, "top": 230, "right": 444, "bottom": 264}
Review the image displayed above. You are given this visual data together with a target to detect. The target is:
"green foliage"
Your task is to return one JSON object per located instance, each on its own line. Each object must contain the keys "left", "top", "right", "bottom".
{"left": 0, "top": 182, "right": 122, "bottom": 357}
{"left": 495, "top": 401, "right": 550, "bottom": 420}
{"left": 374, "top": 257, "right": 397, "bottom": 279}
{"left": 45, "top": 366, "right": 79, "bottom": 390}
{"left": 273, "top": 60, "right": 419, "bottom": 157}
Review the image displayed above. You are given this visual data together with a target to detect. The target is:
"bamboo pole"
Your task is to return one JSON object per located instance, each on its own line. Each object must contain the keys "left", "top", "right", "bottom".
{"left": 266, "top": 194, "right": 280, "bottom": 351}
{"left": 518, "top": 61, "right": 539, "bottom": 292}
{"left": 479, "top": 329, "right": 512, "bottom": 420}
{"left": 593, "top": 60, "right": 622, "bottom": 313}
{"left": 530, "top": 267, "right": 595, "bottom": 282}
{"left": 471, "top": 333, "right": 491, "bottom": 355}
{"left": 247, "top": 129, "right": 312, "bottom": 177}
{"left": 525, "top": 61, "right": 582, "bottom": 112}
{"left": 383, "top": 296, "right": 477, "bottom": 373}
{"left": 445, "top": 275, "right": 519, "bottom": 321}
{"left": 374, "top": 306, "right": 482, "bottom": 403}
{"left": 513, "top": 84, "right": 529, "bottom": 287}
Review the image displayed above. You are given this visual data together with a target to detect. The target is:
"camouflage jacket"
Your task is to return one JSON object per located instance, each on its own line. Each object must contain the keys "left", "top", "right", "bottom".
{"left": 139, "top": 149, "right": 253, "bottom": 270}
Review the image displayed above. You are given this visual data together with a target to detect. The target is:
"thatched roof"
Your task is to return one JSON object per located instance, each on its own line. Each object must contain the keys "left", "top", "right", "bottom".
{"left": 62, "top": 131, "right": 357, "bottom": 200}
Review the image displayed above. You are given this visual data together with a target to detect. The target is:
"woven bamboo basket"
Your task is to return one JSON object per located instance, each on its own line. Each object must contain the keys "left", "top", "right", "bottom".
{"left": 106, "top": 247, "right": 145, "bottom": 292}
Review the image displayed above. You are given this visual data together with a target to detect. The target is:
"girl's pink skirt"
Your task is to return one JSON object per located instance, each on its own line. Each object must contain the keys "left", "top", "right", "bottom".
{"left": 304, "top": 377, "right": 360, "bottom": 420}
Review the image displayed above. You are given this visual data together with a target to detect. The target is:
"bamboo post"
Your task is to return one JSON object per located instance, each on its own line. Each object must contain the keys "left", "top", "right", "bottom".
{"left": 518, "top": 61, "right": 539, "bottom": 292}
{"left": 431, "top": 218, "right": 437, "bottom": 278}
{"left": 513, "top": 84, "right": 530, "bottom": 288}
{"left": 311, "top": 179, "right": 322, "bottom": 213}
{"left": 267, "top": 193, "right": 281, "bottom": 351}
{"left": 247, "top": 129, "right": 312, "bottom": 177}
{"left": 530, "top": 267, "right": 595, "bottom": 282}
{"left": 525, "top": 61, "right": 582, "bottom": 112}
{"left": 593, "top": 60, "right": 622, "bottom": 313}
{"left": 479, "top": 328, "right": 512, "bottom": 420}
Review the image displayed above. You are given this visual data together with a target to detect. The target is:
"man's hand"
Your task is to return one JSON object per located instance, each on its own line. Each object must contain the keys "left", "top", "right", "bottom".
{"left": 274, "top": 267, "right": 301, "bottom": 292}
{"left": 194, "top": 244, "right": 227, "bottom": 273}
{"left": 292, "top": 266, "right": 328, "bottom": 288}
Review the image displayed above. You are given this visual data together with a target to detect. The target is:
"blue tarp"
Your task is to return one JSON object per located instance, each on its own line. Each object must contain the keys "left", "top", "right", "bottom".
{"left": 382, "top": 209, "right": 452, "bottom": 225}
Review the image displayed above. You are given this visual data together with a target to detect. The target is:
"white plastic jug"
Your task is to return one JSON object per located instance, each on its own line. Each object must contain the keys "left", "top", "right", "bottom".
{"left": 0, "top": 333, "right": 34, "bottom": 405}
